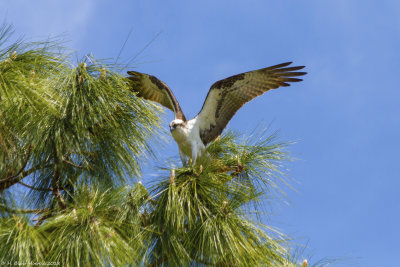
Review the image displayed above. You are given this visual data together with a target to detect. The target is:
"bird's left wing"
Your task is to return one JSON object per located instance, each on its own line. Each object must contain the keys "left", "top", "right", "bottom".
{"left": 196, "top": 62, "right": 306, "bottom": 145}
{"left": 127, "top": 71, "right": 186, "bottom": 121}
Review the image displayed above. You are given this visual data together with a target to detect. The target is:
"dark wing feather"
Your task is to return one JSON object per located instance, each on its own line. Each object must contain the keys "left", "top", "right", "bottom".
{"left": 127, "top": 71, "right": 186, "bottom": 121}
{"left": 196, "top": 62, "right": 306, "bottom": 145}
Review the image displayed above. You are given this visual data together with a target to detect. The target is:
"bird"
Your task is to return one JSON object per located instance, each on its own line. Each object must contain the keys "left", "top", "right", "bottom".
{"left": 127, "top": 62, "right": 306, "bottom": 165}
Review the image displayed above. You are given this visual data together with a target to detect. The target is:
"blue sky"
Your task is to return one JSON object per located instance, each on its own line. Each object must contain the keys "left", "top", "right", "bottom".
{"left": 2, "top": 1, "right": 400, "bottom": 266}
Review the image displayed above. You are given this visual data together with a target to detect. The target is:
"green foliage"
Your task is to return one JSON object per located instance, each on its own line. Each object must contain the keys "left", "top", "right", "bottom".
{"left": 146, "top": 133, "right": 291, "bottom": 266}
{"left": 0, "top": 24, "right": 162, "bottom": 199}
{"left": 0, "top": 24, "right": 318, "bottom": 266}
{"left": 1, "top": 133, "right": 299, "bottom": 266}
{"left": 41, "top": 187, "right": 142, "bottom": 266}
{"left": 0, "top": 215, "right": 46, "bottom": 263}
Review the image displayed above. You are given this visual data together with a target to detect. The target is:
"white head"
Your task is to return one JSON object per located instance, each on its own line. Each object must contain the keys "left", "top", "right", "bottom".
{"left": 169, "top": 119, "right": 185, "bottom": 132}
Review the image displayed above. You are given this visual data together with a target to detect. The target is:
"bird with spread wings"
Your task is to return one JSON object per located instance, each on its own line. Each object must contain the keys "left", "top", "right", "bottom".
{"left": 127, "top": 62, "right": 306, "bottom": 165}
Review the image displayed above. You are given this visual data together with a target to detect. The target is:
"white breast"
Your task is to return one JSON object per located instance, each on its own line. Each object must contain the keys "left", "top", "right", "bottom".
{"left": 171, "top": 118, "right": 206, "bottom": 163}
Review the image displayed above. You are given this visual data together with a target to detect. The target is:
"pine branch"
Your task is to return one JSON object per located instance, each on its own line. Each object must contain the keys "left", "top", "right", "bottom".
{"left": 61, "top": 157, "right": 84, "bottom": 169}
{"left": 51, "top": 146, "right": 66, "bottom": 209}
{"left": 0, "top": 159, "right": 52, "bottom": 191}
{"left": 21, "top": 162, "right": 53, "bottom": 178}
{"left": 0, "top": 130, "right": 9, "bottom": 154}
{"left": 18, "top": 181, "right": 52, "bottom": 192}
{"left": 1, "top": 206, "right": 49, "bottom": 214}
{"left": 0, "top": 146, "right": 32, "bottom": 191}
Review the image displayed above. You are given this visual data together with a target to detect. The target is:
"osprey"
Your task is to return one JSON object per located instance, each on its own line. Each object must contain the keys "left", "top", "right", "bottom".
{"left": 128, "top": 62, "right": 306, "bottom": 165}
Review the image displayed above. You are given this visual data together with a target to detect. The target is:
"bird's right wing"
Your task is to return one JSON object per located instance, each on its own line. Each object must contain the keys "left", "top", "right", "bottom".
{"left": 127, "top": 71, "right": 186, "bottom": 121}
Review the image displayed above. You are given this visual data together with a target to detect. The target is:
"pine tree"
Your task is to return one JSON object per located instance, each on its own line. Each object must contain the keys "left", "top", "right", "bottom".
{"left": 0, "top": 24, "right": 314, "bottom": 266}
